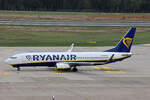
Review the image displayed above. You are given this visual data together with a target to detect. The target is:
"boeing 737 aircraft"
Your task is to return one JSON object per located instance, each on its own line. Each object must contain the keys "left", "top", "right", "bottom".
{"left": 5, "top": 27, "right": 136, "bottom": 72}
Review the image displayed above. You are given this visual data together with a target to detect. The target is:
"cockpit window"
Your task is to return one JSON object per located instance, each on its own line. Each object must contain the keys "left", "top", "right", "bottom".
{"left": 10, "top": 57, "right": 17, "bottom": 59}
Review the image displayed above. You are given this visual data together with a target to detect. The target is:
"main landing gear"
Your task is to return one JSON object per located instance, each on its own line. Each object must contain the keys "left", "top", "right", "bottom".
{"left": 15, "top": 66, "right": 20, "bottom": 71}
{"left": 17, "top": 67, "right": 20, "bottom": 71}
{"left": 72, "top": 67, "right": 78, "bottom": 72}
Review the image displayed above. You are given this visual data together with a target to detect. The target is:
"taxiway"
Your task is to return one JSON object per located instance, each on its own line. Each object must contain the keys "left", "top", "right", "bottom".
{"left": 0, "top": 45, "right": 150, "bottom": 100}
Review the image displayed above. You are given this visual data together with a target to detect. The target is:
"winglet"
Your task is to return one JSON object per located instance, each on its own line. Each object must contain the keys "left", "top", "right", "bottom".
{"left": 67, "top": 43, "right": 74, "bottom": 52}
{"left": 107, "top": 54, "right": 114, "bottom": 62}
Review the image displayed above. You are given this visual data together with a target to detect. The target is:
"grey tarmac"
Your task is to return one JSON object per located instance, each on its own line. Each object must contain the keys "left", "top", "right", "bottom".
{"left": 0, "top": 45, "right": 150, "bottom": 100}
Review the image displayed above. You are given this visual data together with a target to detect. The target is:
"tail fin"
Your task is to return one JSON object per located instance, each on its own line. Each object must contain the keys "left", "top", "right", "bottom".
{"left": 105, "top": 27, "right": 136, "bottom": 52}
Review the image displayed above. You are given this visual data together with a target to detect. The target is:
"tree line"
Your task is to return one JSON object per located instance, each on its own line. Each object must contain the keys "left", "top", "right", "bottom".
{"left": 0, "top": 0, "right": 150, "bottom": 12}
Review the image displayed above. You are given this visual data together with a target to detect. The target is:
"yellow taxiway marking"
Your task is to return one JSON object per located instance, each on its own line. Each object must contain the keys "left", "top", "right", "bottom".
{"left": 52, "top": 72, "right": 65, "bottom": 75}
{"left": 94, "top": 66, "right": 112, "bottom": 71}
{"left": 104, "top": 71, "right": 125, "bottom": 74}
{"left": 7, "top": 49, "right": 15, "bottom": 53}
{"left": 88, "top": 41, "right": 96, "bottom": 44}
{"left": 45, "top": 77, "right": 49, "bottom": 80}
{"left": 0, "top": 72, "right": 11, "bottom": 75}
{"left": 93, "top": 66, "right": 125, "bottom": 74}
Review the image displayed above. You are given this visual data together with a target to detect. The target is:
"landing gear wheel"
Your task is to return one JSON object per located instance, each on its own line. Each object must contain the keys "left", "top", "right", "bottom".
{"left": 16, "top": 67, "right": 20, "bottom": 71}
{"left": 72, "top": 67, "right": 78, "bottom": 72}
{"left": 64, "top": 68, "right": 71, "bottom": 71}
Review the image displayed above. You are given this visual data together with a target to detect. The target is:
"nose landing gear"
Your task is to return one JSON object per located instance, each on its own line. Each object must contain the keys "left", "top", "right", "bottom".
{"left": 13, "top": 66, "right": 21, "bottom": 71}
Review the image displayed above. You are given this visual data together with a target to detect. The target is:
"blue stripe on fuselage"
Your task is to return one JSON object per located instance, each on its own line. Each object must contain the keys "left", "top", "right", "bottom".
{"left": 12, "top": 55, "right": 130, "bottom": 67}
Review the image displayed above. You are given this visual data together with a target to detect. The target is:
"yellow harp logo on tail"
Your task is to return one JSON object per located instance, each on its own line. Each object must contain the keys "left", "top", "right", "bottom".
{"left": 123, "top": 38, "right": 133, "bottom": 48}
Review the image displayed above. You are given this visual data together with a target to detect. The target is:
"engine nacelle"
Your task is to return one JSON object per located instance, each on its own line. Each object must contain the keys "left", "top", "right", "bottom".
{"left": 56, "top": 63, "right": 70, "bottom": 69}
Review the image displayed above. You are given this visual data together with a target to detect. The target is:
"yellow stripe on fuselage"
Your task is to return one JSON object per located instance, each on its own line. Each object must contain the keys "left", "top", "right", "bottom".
{"left": 11, "top": 55, "right": 131, "bottom": 66}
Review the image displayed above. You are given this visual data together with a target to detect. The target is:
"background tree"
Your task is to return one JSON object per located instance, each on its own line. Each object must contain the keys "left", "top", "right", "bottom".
{"left": 0, "top": 0, "right": 149, "bottom": 12}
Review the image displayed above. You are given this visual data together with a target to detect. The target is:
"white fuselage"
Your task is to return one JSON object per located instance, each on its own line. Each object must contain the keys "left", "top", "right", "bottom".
{"left": 5, "top": 52, "right": 131, "bottom": 67}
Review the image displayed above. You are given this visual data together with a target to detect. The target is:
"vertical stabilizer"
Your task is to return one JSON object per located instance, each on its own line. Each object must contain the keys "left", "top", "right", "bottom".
{"left": 105, "top": 27, "right": 136, "bottom": 52}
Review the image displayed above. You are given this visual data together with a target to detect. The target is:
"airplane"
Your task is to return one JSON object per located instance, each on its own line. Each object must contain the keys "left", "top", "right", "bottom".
{"left": 5, "top": 27, "right": 136, "bottom": 72}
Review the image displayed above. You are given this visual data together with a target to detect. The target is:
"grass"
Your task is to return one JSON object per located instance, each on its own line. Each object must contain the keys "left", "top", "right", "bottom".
{"left": 0, "top": 10, "right": 100, "bottom": 15}
{"left": 0, "top": 11, "right": 149, "bottom": 46}
{"left": 0, "top": 25, "right": 150, "bottom": 46}
{"left": 0, "top": 10, "right": 150, "bottom": 22}
{"left": 0, "top": 10, "right": 150, "bottom": 16}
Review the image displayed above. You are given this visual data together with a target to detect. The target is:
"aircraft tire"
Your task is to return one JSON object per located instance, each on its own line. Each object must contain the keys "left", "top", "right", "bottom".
{"left": 16, "top": 66, "right": 20, "bottom": 71}
{"left": 72, "top": 67, "right": 78, "bottom": 72}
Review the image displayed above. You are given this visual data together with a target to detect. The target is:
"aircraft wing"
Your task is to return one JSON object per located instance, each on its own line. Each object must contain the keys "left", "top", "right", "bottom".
{"left": 56, "top": 54, "right": 115, "bottom": 69}
{"left": 67, "top": 43, "right": 74, "bottom": 52}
